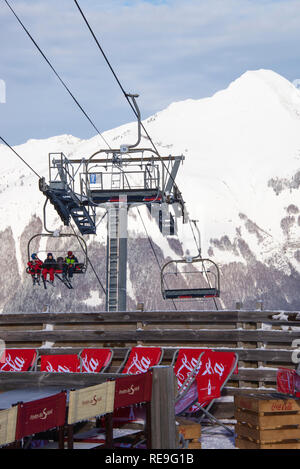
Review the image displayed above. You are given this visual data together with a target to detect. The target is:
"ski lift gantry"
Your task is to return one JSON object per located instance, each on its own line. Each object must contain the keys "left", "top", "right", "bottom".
{"left": 39, "top": 94, "right": 186, "bottom": 311}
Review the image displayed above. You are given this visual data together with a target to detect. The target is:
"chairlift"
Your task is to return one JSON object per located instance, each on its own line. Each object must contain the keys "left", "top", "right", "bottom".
{"left": 160, "top": 220, "right": 220, "bottom": 300}
{"left": 26, "top": 232, "right": 88, "bottom": 288}
{"left": 161, "top": 257, "right": 220, "bottom": 300}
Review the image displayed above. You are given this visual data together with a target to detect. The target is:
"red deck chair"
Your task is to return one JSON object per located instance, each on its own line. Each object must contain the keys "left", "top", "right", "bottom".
{"left": 114, "top": 347, "right": 162, "bottom": 427}
{"left": 175, "top": 350, "right": 238, "bottom": 434}
{"left": 173, "top": 348, "right": 206, "bottom": 393}
{"left": 0, "top": 349, "right": 38, "bottom": 372}
{"left": 79, "top": 348, "right": 113, "bottom": 373}
{"left": 15, "top": 392, "right": 67, "bottom": 449}
{"left": 40, "top": 354, "right": 80, "bottom": 373}
{"left": 118, "top": 346, "right": 163, "bottom": 374}
{"left": 277, "top": 367, "right": 300, "bottom": 397}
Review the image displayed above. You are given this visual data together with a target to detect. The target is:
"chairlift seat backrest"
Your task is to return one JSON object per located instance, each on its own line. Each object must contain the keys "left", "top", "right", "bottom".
{"left": 40, "top": 354, "right": 80, "bottom": 373}
{"left": 79, "top": 348, "right": 113, "bottom": 373}
{"left": 0, "top": 349, "right": 38, "bottom": 372}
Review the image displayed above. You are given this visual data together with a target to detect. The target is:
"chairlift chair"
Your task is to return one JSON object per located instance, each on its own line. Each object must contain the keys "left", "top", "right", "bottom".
{"left": 26, "top": 232, "right": 88, "bottom": 287}
{"left": 161, "top": 257, "right": 220, "bottom": 300}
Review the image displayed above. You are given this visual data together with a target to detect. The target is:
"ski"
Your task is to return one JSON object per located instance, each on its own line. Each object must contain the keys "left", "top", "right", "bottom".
{"left": 42, "top": 278, "right": 55, "bottom": 289}
{"left": 55, "top": 273, "right": 73, "bottom": 289}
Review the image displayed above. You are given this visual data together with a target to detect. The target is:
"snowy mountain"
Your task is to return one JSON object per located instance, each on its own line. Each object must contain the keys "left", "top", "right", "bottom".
{"left": 1, "top": 69, "right": 300, "bottom": 312}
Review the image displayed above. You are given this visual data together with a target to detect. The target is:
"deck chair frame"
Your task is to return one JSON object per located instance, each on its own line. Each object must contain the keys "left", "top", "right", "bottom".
{"left": 186, "top": 352, "right": 238, "bottom": 434}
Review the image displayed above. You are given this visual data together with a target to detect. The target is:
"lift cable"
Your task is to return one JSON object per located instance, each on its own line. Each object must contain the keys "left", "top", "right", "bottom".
{"left": 4, "top": 0, "right": 111, "bottom": 151}
{"left": 73, "top": 0, "right": 183, "bottom": 200}
{"left": 0, "top": 135, "right": 41, "bottom": 179}
{"left": 4, "top": 2, "right": 166, "bottom": 306}
{"left": 5, "top": 1, "right": 202, "bottom": 309}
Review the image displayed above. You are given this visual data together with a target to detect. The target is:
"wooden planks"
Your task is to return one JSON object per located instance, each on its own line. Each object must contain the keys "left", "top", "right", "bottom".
{"left": 177, "top": 418, "right": 201, "bottom": 449}
{"left": 235, "top": 394, "right": 300, "bottom": 449}
{"left": 0, "top": 328, "right": 299, "bottom": 344}
{"left": 0, "top": 310, "right": 299, "bottom": 325}
{"left": 0, "top": 310, "right": 299, "bottom": 394}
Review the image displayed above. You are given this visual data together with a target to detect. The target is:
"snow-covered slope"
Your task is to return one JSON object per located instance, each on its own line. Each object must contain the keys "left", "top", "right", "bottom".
{"left": 1, "top": 69, "right": 300, "bottom": 312}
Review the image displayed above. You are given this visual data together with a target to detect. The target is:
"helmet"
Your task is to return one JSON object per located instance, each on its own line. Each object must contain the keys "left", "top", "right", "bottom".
{"left": 67, "top": 251, "right": 73, "bottom": 256}
{"left": 31, "top": 253, "right": 37, "bottom": 260}
{"left": 47, "top": 253, "right": 53, "bottom": 257}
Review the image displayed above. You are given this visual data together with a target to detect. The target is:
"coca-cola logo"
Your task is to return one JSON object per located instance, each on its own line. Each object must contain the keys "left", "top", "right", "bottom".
{"left": 0, "top": 354, "right": 26, "bottom": 372}
{"left": 176, "top": 354, "right": 202, "bottom": 386}
{"left": 126, "top": 354, "right": 151, "bottom": 375}
{"left": 45, "top": 362, "right": 76, "bottom": 373}
{"left": 29, "top": 407, "right": 54, "bottom": 421}
{"left": 271, "top": 402, "right": 293, "bottom": 412}
{"left": 81, "top": 355, "right": 99, "bottom": 373}
{"left": 201, "top": 358, "right": 225, "bottom": 378}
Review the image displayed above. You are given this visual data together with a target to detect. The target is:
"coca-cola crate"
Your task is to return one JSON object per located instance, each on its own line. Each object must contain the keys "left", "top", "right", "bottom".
{"left": 177, "top": 418, "right": 201, "bottom": 449}
{"left": 234, "top": 394, "right": 300, "bottom": 449}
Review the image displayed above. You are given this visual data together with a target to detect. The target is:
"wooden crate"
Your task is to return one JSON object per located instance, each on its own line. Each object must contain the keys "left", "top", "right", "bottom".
{"left": 235, "top": 394, "right": 300, "bottom": 449}
{"left": 177, "top": 418, "right": 201, "bottom": 449}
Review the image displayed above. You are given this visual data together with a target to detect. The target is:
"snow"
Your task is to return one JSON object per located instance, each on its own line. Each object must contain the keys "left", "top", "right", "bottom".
{"left": 201, "top": 426, "right": 236, "bottom": 449}
{"left": 2, "top": 68, "right": 300, "bottom": 286}
{"left": 84, "top": 290, "right": 104, "bottom": 307}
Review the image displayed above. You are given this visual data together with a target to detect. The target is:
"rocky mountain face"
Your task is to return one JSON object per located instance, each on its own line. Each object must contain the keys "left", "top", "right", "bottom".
{"left": 1, "top": 69, "right": 300, "bottom": 312}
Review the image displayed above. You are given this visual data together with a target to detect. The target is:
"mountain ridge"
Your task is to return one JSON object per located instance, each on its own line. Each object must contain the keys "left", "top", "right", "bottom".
{"left": 1, "top": 68, "right": 300, "bottom": 312}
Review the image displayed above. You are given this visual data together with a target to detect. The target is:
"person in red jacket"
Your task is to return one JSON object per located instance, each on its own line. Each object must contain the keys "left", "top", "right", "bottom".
{"left": 42, "top": 253, "right": 57, "bottom": 284}
{"left": 27, "top": 253, "right": 43, "bottom": 285}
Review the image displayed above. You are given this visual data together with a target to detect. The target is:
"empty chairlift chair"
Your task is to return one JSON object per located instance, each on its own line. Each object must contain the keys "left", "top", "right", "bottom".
{"left": 161, "top": 257, "right": 220, "bottom": 301}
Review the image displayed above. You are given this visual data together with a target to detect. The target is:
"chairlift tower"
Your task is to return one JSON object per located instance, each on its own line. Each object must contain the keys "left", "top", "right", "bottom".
{"left": 39, "top": 94, "right": 186, "bottom": 311}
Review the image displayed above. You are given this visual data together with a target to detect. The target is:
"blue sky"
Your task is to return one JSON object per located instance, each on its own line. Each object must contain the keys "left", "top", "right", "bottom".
{"left": 1, "top": 0, "right": 300, "bottom": 145}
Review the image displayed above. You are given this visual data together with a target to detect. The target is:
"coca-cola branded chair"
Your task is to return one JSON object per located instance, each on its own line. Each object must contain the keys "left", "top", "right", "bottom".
{"left": 277, "top": 367, "right": 300, "bottom": 397}
{"left": 174, "top": 349, "right": 238, "bottom": 434}
{"left": 117, "top": 346, "right": 163, "bottom": 374}
{"left": 0, "top": 349, "right": 38, "bottom": 372}
{"left": 79, "top": 348, "right": 113, "bottom": 373}
{"left": 40, "top": 354, "right": 80, "bottom": 373}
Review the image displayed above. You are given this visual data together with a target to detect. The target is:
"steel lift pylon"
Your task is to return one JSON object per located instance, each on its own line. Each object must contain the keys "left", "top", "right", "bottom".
{"left": 39, "top": 94, "right": 186, "bottom": 311}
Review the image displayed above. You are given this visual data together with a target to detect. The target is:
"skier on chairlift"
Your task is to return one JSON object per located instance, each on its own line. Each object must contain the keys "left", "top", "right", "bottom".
{"left": 27, "top": 253, "right": 43, "bottom": 285}
{"left": 63, "top": 251, "right": 78, "bottom": 280}
{"left": 42, "top": 253, "right": 57, "bottom": 284}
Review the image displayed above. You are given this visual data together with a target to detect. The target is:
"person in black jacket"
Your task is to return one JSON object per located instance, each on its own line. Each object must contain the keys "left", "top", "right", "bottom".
{"left": 42, "top": 253, "right": 57, "bottom": 283}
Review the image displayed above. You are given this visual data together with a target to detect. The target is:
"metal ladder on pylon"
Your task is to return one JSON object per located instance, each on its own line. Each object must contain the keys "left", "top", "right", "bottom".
{"left": 106, "top": 206, "right": 119, "bottom": 311}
